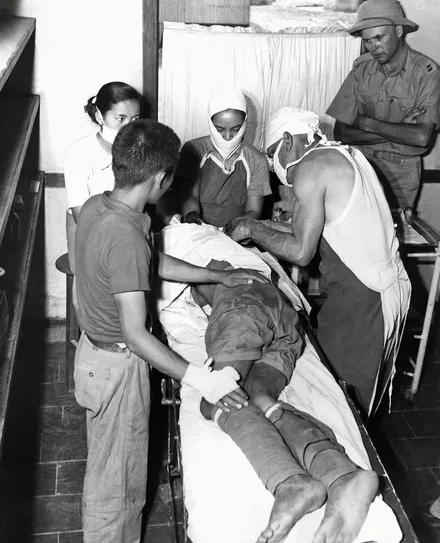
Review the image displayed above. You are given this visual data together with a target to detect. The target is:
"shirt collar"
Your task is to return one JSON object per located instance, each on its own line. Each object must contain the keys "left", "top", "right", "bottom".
{"left": 102, "top": 191, "right": 152, "bottom": 237}
{"left": 369, "top": 45, "right": 409, "bottom": 80}
{"left": 207, "top": 138, "right": 244, "bottom": 163}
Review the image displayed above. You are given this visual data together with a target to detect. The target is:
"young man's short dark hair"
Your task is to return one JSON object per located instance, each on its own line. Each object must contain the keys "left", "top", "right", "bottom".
{"left": 112, "top": 119, "right": 181, "bottom": 190}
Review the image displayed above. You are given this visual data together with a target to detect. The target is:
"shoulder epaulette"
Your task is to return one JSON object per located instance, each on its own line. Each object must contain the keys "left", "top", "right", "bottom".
{"left": 408, "top": 47, "right": 439, "bottom": 74}
{"left": 415, "top": 56, "right": 438, "bottom": 74}
{"left": 353, "top": 52, "right": 372, "bottom": 68}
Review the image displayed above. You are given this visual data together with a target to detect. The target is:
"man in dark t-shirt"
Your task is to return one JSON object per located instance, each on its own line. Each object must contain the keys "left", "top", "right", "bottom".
{"left": 74, "top": 119, "right": 268, "bottom": 543}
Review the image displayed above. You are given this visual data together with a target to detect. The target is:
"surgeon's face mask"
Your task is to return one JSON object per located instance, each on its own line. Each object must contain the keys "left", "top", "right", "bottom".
{"left": 210, "top": 127, "right": 245, "bottom": 159}
{"left": 272, "top": 139, "right": 306, "bottom": 186}
{"left": 209, "top": 109, "right": 247, "bottom": 160}
{"left": 100, "top": 124, "right": 119, "bottom": 144}
{"left": 96, "top": 107, "right": 123, "bottom": 145}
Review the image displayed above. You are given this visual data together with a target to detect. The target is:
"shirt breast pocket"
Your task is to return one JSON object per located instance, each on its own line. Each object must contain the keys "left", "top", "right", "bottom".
{"left": 357, "top": 91, "right": 379, "bottom": 117}
{"left": 387, "top": 96, "right": 416, "bottom": 122}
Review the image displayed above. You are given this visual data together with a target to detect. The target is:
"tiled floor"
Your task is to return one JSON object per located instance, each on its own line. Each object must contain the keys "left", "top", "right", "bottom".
{"left": 0, "top": 322, "right": 185, "bottom": 543}
{"left": 369, "top": 334, "right": 440, "bottom": 543}
{"left": 0, "top": 319, "right": 439, "bottom": 542}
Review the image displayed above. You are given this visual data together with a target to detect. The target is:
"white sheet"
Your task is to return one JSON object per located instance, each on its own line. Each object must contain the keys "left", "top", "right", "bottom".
{"left": 157, "top": 224, "right": 403, "bottom": 543}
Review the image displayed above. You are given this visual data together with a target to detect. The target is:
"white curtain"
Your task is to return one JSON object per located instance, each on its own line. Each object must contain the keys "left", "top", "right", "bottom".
{"left": 159, "top": 22, "right": 360, "bottom": 150}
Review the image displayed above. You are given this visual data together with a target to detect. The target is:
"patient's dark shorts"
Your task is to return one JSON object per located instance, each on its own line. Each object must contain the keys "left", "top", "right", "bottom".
{"left": 205, "top": 282, "right": 304, "bottom": 381}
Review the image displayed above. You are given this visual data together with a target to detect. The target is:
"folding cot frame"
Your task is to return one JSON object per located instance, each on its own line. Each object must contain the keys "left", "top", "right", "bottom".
{"left": 159, "top": 311, "right": 420, "bottom": 543}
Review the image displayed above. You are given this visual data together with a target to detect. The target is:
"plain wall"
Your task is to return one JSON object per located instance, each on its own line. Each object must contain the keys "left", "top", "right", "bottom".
{"left": 401, "top": 0, "right": 440, "bottom": 306}
{"left": 401, "top": 0, "right": 440, "bottom": 169}
{"left": 0, "top": 0, "right": 143, "bottom": 319}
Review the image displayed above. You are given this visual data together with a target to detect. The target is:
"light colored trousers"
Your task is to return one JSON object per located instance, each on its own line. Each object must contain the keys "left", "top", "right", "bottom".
{"left": 74, "top": 333, "right": 150, "bottom": 543}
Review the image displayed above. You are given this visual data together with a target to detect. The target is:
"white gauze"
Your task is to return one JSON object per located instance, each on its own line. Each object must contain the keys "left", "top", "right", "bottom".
{"left": 265, "top": 107, "right": 325, "bottom": 151}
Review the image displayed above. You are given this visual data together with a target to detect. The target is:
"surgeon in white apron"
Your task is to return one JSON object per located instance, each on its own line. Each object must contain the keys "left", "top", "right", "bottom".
{"left": 224, "top": 107, "right": 411, "bottom": 417}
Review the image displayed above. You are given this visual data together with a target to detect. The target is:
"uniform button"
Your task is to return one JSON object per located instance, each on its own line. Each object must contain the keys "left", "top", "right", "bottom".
{"left": 89, "top": 371, "right": 94, "bottom": 377}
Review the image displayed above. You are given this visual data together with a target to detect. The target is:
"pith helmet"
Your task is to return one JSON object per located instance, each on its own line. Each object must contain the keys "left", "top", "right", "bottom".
{"left": 349, "top": 0, "right": 417, "bottom": 37}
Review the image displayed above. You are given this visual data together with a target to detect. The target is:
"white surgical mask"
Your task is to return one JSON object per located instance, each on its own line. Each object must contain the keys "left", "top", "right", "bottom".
{"left": 209, "top": 120, "right": 246, "bottom": 160}
{"left": 100, "top": 124, "right": 119, "bottom": 144}
{"left": 272, "top": 140, "right": 307, "bottom": 186}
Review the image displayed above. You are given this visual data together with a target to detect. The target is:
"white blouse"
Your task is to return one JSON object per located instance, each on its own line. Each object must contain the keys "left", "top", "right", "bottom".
{"left": 64, "top": 133, "right": 114, "bottom": 212}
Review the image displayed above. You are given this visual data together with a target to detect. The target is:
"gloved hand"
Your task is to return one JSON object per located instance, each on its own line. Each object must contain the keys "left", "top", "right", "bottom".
{"left": 183, "top": 211, "right": 202, "bottom": 225}
{"left": 181, "top": 357, "right": 241, "bottom": 404}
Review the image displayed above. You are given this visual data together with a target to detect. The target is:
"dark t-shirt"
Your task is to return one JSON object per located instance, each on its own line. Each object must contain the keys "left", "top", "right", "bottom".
{"left": 75, "top": 192, "right": 153, "bottom": 343}
{"left": 176, "top": 136, "right": 272, "bottom": 197}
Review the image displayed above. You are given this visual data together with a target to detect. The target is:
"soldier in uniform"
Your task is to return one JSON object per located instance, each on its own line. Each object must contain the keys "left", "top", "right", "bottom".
{"left": 327, "top": 0, "right": 440, "bottom": 210}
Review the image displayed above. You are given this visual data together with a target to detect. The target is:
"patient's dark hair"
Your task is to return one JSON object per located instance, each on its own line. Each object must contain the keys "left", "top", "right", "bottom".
{"left": 84, "top": 82, "right": 141, "bottom": 124}
{"left": 112, "top": 119, "right": 181, "bottom": 190}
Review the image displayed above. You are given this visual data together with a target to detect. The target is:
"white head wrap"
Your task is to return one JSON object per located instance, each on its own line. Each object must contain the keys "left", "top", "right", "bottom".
{"left": 208, "top": 86, "right": 247, "bottom": 159}
{"left": 208, "top": 86, "right": 247, "bottom": 119}
{"left": 265, "top": 107, "right": 323, "bottom": 150}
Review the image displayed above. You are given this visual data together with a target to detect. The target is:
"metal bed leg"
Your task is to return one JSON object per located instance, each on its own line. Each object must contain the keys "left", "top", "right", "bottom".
{"left": 161, "top": 377, "right": 188, "bottom": 542}
{"left": 404, "top": 242, "right": 440, "bottom": 400}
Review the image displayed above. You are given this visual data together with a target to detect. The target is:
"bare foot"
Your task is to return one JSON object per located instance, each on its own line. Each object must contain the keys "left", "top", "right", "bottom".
{"left": 312, "top": 470, "right": 379, "bottom": 543}
{"left": 257, "top": 474, "right": 326, "bottom": 543}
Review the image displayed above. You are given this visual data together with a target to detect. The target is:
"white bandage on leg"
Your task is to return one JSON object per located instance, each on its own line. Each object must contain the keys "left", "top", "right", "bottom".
{"left": 264, "top": 402, "right": 282, "bottom": 420}
{"left": 213, "top": 407, "right": 223, "bottom": 425}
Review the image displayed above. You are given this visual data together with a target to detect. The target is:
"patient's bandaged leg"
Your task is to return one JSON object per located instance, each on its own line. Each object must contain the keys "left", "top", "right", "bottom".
{"left": 216, "top": 402, "right": 308, "bottom": 494}
{"left": 267, "top": 402, "right": 359, "bottom": 488}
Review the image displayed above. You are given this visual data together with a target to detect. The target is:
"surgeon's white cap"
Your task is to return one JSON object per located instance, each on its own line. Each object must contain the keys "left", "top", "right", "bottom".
{"left": 208, "top": 86, "right": 247, "bottom": 118}
{"left": 265, "top": 107, "right": 321, "bottom": 150}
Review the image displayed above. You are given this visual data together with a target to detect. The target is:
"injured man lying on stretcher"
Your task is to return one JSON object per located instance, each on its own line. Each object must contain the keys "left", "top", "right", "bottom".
{"left": 155, "top": 218, "right": 404, "bottom": 543}
{"left": 194, "top": 259, "right": 379, "bottom": 543}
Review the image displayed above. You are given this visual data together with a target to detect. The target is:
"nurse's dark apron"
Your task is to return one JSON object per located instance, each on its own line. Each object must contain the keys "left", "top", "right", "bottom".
{"left": 199, "top": 152, "right": 248, "bottom": 227}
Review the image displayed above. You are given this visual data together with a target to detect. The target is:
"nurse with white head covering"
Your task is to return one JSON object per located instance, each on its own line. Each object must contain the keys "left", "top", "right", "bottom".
{"left": 174, "top": 85, "right": 271, "bottom": 228}
{"left": 224, "top": 105, "right": 410, "bottom": 419}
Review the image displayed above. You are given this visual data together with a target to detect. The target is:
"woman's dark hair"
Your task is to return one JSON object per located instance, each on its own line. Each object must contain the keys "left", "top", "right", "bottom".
{"left": 84, "top": 81, "right": 141, "bottom": 124}
{"left": 112, "top": 119, "right": 181, "bottom": 191}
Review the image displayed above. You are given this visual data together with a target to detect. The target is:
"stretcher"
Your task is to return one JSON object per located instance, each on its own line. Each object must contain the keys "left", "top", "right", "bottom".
{"left": 155, "top": 221, "right": 420, "bottom": 543}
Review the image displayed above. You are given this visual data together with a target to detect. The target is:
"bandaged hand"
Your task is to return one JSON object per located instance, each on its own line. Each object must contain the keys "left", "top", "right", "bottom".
{"left": 223, "top": 217, "right": 256, "bottom": 243}
{"left": 183, "top": 211, "right": 202, "bottom": 225}
{"left": 182, "top": 357, "right": 241, "bottom": 404}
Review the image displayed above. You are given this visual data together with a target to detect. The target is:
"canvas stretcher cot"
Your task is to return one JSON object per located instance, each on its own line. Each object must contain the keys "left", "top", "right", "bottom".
{"left": 154, "top": 222, "right": 419, "bottom": 543}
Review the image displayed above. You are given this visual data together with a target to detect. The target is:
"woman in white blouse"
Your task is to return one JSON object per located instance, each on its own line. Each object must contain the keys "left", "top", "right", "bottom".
{"left": 64, "top": 81, "right": 141, "bottom": 271}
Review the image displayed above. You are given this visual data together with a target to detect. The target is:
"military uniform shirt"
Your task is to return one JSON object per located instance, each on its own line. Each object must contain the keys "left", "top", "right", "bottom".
{"left": 327, "top": 46, "right": 440, "bottom": 157}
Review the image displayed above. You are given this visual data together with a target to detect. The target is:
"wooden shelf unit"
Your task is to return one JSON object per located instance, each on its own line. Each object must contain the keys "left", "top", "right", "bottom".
{"left": 0, "top": 13, "right": 43, "bottom": 453}
{"left": 0, "top": 171, "right": 44, "bottom": 447}
{"left": 0, "top": 14, "right": 35, "bottom": 93}
{"left": 0, "top": 96, "right": 40, "bottom": 243}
